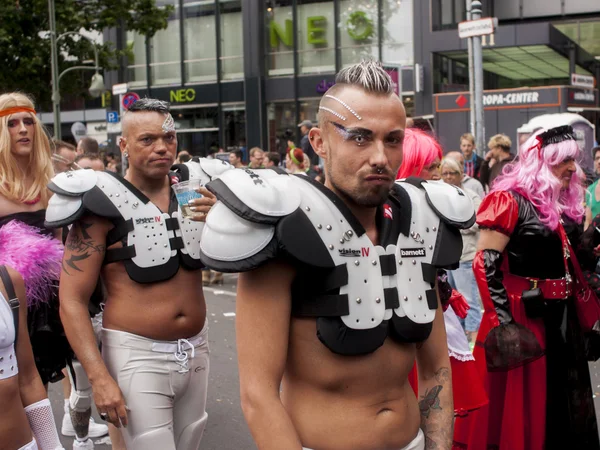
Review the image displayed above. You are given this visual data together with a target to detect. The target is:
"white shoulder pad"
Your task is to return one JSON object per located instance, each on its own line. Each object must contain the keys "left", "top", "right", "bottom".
{"left": 200, "top": 201, "right": 275, "bottom": 266}
{"left": 209, "top": 168, "right": 301, "bottom": 222}
{"left": 198, "top": 158, "right": 233, "bottom": 178}
{"left": 48, "top": 169, "right": 97, "bottom": 197}
{"left": 421, "top": 180, "right": 475, "bottom": 228}
{"left": 45, "top": 193, "right": 84, "bottom": 227}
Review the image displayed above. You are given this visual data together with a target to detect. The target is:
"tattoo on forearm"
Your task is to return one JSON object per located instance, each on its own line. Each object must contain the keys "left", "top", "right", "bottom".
{"left": 419, "top": 385, "right": 443, "bottom": 418}
{"left": 69, "top": 406, "right": 92, "bottom": 439}
{"left": 63, "top": 222, "right": 105, "bottom": 275}
{"left": 419, "top": 367, "right": 452, "bottom": 450}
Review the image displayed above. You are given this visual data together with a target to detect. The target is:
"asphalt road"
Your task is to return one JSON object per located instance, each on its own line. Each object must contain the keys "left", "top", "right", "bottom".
{"left": 48, "top": 273, "right": 600, "bottom": 449}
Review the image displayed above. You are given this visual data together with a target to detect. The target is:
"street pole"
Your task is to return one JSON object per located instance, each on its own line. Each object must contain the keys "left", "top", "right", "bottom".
{"left": 471, "top": 0, "right": 485, "bottom": 157}
{"left": 48, "top": 0, "right": 61, "bottom": 139}
{"left": 466, "top": 0, "right": 475, "bottom": 137}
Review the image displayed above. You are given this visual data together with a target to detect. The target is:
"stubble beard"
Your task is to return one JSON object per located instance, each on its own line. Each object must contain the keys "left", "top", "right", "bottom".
{"left": 329, "top": 174, "right": 391, "bottom": 208}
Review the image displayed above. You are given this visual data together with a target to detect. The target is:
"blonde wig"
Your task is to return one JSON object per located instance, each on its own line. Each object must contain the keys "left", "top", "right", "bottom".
{"left": 0, "top": 93, "right": 54, "bottom": 204}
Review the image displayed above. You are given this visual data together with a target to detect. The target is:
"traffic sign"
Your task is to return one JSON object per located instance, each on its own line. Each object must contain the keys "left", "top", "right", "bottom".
{"left": 571, "top": 73, "right": 595, "bottom": 89}
{"left": 458, "top": 18, "right": 495, "bottom": 39}
{"left": 121, "top": 92, "right": 140, "bottom": 111}
{"left": 106, "top": 111, "right": 119, "bottom": 123}
{"left": 112, "top": 83, "right": 128, "bottom": 95}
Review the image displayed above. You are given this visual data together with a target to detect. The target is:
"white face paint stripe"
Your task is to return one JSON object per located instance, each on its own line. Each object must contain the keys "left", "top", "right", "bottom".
{"left": 325, "top": 94, "right": 362, "bottom": 120}
{"left": 162, "top": 113, "right": 176, "bottom": 133}
{"left": 318, "top": 106, "right": 346, "bottom": 121}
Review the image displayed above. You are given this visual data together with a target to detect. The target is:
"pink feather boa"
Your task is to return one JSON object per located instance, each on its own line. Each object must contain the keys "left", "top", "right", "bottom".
{"left": 0, "top": 220, "right": 63, "bottom": 307}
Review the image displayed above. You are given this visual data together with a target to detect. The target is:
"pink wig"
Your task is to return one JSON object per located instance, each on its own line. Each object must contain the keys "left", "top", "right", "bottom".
{"left": 396, "top": 128, "right": 443, "bottom": 179}
{"left": 492, "top": 130, "right": 585, "bottom": 230}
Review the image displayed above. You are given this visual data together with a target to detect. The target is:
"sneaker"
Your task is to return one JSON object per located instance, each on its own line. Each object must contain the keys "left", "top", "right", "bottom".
{"left": 73, "top": 438, "right": 94, "bottom": 449}
{"left": 62, "top": 414, "right": 109, "bottom": 438}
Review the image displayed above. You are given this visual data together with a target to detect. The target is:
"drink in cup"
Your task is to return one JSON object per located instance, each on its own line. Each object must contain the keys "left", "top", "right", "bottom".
{"left": 172, "top": 179, "right": 203, "bottom": 219}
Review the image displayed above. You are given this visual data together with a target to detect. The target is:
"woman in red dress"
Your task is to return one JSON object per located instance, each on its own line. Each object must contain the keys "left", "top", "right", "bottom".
{"left": 455, "top": 125, "right": 600, "bottom": 450}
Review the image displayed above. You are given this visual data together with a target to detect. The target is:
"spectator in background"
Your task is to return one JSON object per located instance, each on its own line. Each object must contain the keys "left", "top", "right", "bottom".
{"left": 177, "top": 150, "right": 191, "bottom": 163}
{"left": 460, "top": 133, "right": 483, "bottom": 180}
{"left": 248, "top": 147, "right": 264, "bottom": 169}
{"left": 263, "top": 152, "right": 280, "bottom": 168}
{"left": 298, "top": 119, "right": 318, "bottom": 166}
{"left": 440, "top": 157, "right": 483, "bottom": 343}
{"left": 52, "top": 140, "right": 77, "bottom": 173}
{"left": 228, "top": 149, "right": 245, "bottom": 168}
{"left": 593, "top": 146, "right": 600, "bottom": 177}
{"left": 446, "top": 150, "right": 484, "bottom": 198}
{"left": 76, "top": 136, "right": 99, "bottom": 156}
{"left": 285, "top": 148, "right": 307, "bottom": 175}
{"left": 480, "top": 133, "right": 515, "bottom": 190}
{"left": 75, "top": 153, "right": 105, "bottom": 171}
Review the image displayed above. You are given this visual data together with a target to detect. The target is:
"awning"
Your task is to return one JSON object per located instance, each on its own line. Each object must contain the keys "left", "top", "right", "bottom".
{"left": 439, "top": 45, "right": 593, "bottom": 81}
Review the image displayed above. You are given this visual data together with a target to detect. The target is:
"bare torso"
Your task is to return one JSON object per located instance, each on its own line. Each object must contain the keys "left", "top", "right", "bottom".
{"left": 0, "top": 377, "right": 32, "bottom": 450}
{"left": 101, "top": 256, "right": 206, "bottom": 341}
{"left": 283, "top": 317, "right": 420, "bottom": 450}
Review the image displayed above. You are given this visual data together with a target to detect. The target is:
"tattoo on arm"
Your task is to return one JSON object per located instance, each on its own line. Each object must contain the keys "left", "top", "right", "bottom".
{"left": 63, "top": 222, "right": 105, "bottom": 275}
{"left": 418, "top": 367, "right": 452, "bottom": 450}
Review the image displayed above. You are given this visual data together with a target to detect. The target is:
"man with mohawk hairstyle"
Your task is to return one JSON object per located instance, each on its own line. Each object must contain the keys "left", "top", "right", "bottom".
{"left": 200, "top": 60, "right": 475, "bottom": 450}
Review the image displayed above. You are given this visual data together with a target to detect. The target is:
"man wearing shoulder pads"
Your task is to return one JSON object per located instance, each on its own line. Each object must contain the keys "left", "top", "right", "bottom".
{"left": 201, "top": 61, "right": 476, "bottom": 450}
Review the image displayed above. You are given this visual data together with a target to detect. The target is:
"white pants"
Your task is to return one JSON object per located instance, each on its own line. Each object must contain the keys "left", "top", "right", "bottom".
{"left": 303, "top": 428, "right": 425, "bottom": 450}
{"left": 18, "top": 439, "right": 37, "bottom": 450}
{"left": 101, "top": 323, "right": 209, "bottom": 450}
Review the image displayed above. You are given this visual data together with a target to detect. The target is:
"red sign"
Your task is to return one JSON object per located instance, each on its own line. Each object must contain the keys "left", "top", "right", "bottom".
{"left": 121, "top": 92, "right": 140, "bottom": 110}
{"left": 455, "top": 94, "right": 468, "bottom": 108}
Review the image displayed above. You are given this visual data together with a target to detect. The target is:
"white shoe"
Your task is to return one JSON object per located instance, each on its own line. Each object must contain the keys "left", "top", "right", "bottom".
{"left": 73, "top": 438, "right": 94, "bottom": 449}
{"left": 62, "top": 413, "right": 109, "bottom": 438}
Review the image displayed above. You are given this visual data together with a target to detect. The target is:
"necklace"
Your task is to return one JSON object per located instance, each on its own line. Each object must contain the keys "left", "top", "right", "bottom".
{"left": 22, "top": 194, "right": 41, "bottom": 205}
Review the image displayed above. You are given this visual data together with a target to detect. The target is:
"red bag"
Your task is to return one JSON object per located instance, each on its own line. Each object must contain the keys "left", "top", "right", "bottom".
{"left": 557, "top": 224, "right": 600, "bottom": 334}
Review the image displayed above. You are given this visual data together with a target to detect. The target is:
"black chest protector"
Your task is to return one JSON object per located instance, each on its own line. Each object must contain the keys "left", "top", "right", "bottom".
{"left": 45, "top": 159, "right": 232, "bottom": 284}
{"left": 200, "top": 169, "right": 475, "bottom": 356}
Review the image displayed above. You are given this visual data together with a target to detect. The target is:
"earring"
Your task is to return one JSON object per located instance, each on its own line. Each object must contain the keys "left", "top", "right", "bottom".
{"left": 123, "top": 151, "right": 129, "bottom": 158}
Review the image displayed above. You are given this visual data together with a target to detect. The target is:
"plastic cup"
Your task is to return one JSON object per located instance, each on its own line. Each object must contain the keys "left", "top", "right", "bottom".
{"left": 172, "top": 179, "right": 203, "bottom": 218}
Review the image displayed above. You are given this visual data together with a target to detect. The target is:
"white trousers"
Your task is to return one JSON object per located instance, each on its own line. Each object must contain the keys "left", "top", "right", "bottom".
{"left": 303, "top": 428, "right": 425, "bottom": 450}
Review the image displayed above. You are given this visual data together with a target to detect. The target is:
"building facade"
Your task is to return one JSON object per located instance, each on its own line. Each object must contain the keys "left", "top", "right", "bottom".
{"left": 97, "top": 0, "right": 416, "bottom": 156}
{"left": 414, "top": 0, "right": 600, "bottom": 151}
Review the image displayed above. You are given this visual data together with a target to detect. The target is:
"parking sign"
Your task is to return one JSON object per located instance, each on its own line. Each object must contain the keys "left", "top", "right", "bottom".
{"left": 107, "top": 111, "right": 119, "bottom": 123}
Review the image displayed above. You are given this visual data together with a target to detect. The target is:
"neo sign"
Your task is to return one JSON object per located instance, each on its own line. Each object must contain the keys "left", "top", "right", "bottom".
{"left": 170, "top": 88, "right": 196, "bottom": 103}
{"left": 458, "top": 18, "right": 495, "bottom": 38}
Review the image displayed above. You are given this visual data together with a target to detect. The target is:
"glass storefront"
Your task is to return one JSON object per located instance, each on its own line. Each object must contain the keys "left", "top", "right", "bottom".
{"left": 382, "top": 0, "right": 414, "bottom": 65}
{"left": 267, "top": 102, "right": 297, "bottom": 155}
{"left": 183, "top": 0, "right": 217, "bottom": 84}
{"left": 220, "top": 0, "right": 244, "bottom": 80}
{"left": 297, "top": 0, "right": 336, "bottom": 75}
{"left": 126, "top": 31, "right": 147, "bottom": 88}
{"left": 265, "top": 1, "right": 295, "bottom": 77}
{"left": 222, "top": 103, "right": 246, "bottom": 150}
{"left": 339, "top": 0, "right": 379, "bottom": 67}
{"left": 174, "top": 106, "right": 219, "bottom": 156}
{"left": 150, "top": 0, "right": 181, "bottom": 86}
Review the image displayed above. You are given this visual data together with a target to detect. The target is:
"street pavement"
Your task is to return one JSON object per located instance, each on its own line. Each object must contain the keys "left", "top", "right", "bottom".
{"left": 48, "top": 273, "right": 600, "bottom": 449}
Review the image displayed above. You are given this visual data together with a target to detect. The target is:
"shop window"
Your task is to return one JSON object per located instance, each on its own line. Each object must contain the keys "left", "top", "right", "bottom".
{"left": 382, "top": 0, "right": 414, "bottom": 66}
{"left": 219, "top": 0, "right": 244, "bottom": 80}
{"left": 267, "top": 102, "right": 297, "bottom": 154}
{"left": 222, "top": 104, "right": 246, "bottom": 151}
{"left": 183, "top": 0, "right": 218, "bottom": 83}
{"left": 150, "top": 0, "right": 182, "bottom": 86}
{"left": 297, "top": 0, "right": 335, "bottom": 75}
{"left": 126, "top": 31, "right": 147, "bottom": 88}
{"left": 266, "top": 1, "right": 295, "bottom": 77}
{"left": 339, "top": 0, "right": 379, "bottom": 68}
{"left": 174, "top": 107, "right": 219, "bottom": 156}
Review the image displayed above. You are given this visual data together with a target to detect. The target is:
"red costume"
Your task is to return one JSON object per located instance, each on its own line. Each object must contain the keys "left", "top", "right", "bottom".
{"left": 453, "top": 190, "right": 600, "bottom": 450}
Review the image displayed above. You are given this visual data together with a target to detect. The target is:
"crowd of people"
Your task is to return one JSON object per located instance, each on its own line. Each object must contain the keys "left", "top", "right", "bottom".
{"left": 1, "top": 59, "right": 600, "bottom": 450}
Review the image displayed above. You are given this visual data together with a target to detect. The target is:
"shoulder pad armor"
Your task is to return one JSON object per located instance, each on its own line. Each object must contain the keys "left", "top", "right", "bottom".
{"left": 46, "top": 193, "right": 84, "bottom": 226}
{"left": 196, "top": 157, "right": 233, "bottom": 178}
{"left": 48, "top": 169, "right": 97, "bottom": 197}
{"left": 207, "top": 168, "right": 301, "bottom": 224}
{"left": 200, "top": 202, "right": 277, "bottom": 272}
{"left": 171, "top": 157, "right": 234, "bottom": 186}
{"left": 398, "top": 178, "right": 475, "bottom": 229}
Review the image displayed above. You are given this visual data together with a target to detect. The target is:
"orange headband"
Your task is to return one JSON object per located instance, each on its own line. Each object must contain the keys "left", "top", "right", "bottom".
{"left": 0, "top": 106, "right": 37, "bottom": 118}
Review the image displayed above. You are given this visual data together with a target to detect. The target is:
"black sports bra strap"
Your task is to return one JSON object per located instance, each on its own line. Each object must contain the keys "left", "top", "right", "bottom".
{"left": 0, "top": 266, "right": 19, "bottom": 346}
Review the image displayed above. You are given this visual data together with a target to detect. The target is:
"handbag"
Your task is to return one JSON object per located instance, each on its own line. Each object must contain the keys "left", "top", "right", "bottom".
{"left": 557, "top": 223, "right": 600, "bottom": 335}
